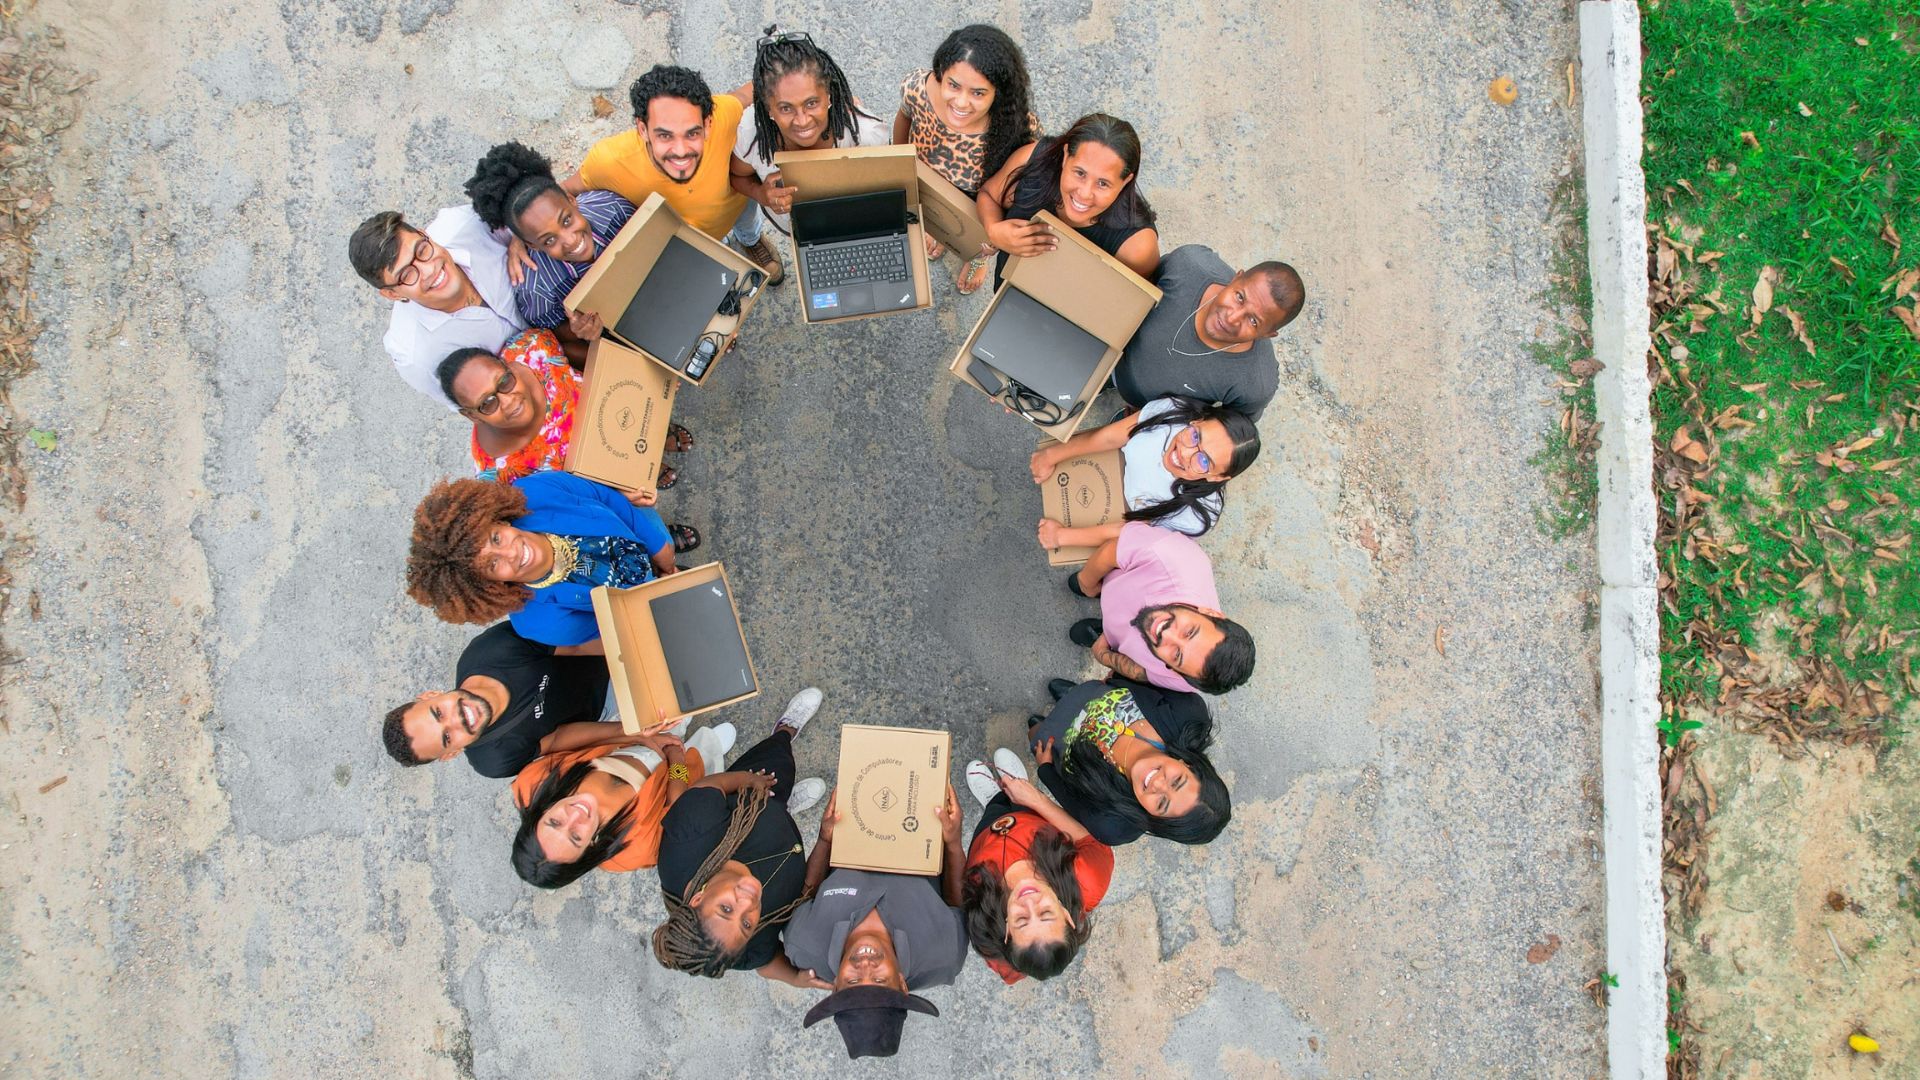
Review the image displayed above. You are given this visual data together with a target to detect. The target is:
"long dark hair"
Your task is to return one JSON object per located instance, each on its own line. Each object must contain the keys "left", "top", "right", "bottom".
{"left": 512, "top": 761, "right": 638, "bottom": 889}
{"left": 962, "top": 823, "right": 1094, "bottom": 979}
{"left": 747, "top": 27, "right": 879, "bottom": 165}
{"left": 1124, "top": 396, "right": 1261, "bottom": 535}
{"left": 651, "top": 785, "right": 802, "bottom": 977}
{"left": 464, "top": 142, "right": 563, "bottom": 240}
{"left": 1057, "top": 684, "right": 1230, "bottom": 844}
{"left": 930, "top": 24, "right": 1034, "bottom": 184}
{"left": 1003, "top": 113, "right": 1156, "bottom": 230}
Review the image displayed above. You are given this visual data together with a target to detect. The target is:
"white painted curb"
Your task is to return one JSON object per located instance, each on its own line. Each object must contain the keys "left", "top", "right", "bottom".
{"left": 1578, "top": 2, "right": 1666, "bottom": 1078}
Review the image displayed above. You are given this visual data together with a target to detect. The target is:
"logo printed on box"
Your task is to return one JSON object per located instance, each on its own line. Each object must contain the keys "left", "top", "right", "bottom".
{"left": 594, "top": 380, "right": 660, "bottom": 461}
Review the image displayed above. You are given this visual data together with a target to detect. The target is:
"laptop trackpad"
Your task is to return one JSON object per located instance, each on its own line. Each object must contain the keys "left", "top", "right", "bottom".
{"left": 874, "top": 281, "right": 917, "bottom": 312}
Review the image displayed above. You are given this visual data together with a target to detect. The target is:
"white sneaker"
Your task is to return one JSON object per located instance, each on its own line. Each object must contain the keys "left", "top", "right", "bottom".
{"left": 684, "top": 722, "right": 736, "bottom": 771}
{"left": 775, "top": 687, "right": 823, "bottom": 736}
{"left": 788, "top": 777, "right": 827, "bottom": 813}
{"left": 993, "top": 748, "right": 1029, "bottom": 782}
{"left": 965, "top": 759, "right": 999, "bottom": 807}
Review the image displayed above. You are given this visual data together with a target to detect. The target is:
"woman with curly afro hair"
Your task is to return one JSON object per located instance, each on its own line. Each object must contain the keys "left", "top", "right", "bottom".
{"left": 405, "top": 471, "right": 702, "bottom": 648}
{"left": 464, "top": 140, "right": 635, "bottom": 363}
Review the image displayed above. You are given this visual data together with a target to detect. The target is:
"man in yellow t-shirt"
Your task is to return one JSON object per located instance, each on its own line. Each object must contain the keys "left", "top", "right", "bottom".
{"left": 559, "top": 64, "right": 784, "bottom": 284}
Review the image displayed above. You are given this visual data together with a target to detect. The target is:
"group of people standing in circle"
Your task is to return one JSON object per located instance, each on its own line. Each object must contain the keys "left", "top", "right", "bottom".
{"left": 350, "top": 22, "right": 1304, "bottom": 1059}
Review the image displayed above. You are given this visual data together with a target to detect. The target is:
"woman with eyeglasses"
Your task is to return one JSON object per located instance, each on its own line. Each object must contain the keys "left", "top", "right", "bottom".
{"left": 1028, "top": 395, "right": 1260, "bottom": 557}
{"left": 404, "top": 472, "right": 699, "bottom": 649}
{"left": 436, "top": 333, "right": 695, "bottom": 500}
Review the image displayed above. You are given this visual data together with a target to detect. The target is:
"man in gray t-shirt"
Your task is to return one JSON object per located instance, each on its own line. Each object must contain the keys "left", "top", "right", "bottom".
{"left": 1112, "top": 244, "right": 1304, "bottom": 421}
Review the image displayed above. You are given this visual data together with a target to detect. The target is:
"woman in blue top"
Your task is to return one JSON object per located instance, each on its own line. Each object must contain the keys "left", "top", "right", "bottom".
{"left": 404, "top": 472, "right": 701, "bottom": 647}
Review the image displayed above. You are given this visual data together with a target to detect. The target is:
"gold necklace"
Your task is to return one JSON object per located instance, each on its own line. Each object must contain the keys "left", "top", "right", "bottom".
{"left": 529, "top": 534, "right": 576, "bottom": 589}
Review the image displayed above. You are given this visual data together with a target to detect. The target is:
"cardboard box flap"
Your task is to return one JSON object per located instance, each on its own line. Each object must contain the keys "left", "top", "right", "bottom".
{"left": 1004, "top": 210, "right": 1163, "bottom": 350}
{"left": 1038, "top": 442, "right": 1125, "bottom": 566}
{"left": 772, "top": 144, "right": 920, "bottom": 205}
{"left": 913, "top": 161, "right": 990, "bottom": 258}
{"left": 563, "top": 192, "right": 681, "bottom": 323}
{"left": 830, "top": 724, "right": 952, "bottom": 875}
{"left": 591, "top": 562, "right": 757, "bottom": 734}
{"left": 564, "top": 337, "right": 677, "bottom": 494}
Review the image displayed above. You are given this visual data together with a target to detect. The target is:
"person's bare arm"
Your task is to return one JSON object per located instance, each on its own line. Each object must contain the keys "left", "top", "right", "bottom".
{"left": 1074, "top": 535, "right": 1122, "bottom": 597}
{"left": 1092, "top": 635, "right": 1149, "bottom": 683}
{"left": 650, "top": 542, "right": 677, "bottom": 576}
{"left": 977, "top": 144, "right": 1054, "bottom": 260}
{"left": 937, "top": 784, "right": 965, "bottom": 907}
{"left": 756, "top": 954, "right": 831, "bottom": 989}
{"left": 536, "top": 721, "right": 632, "bottom": 755}
{"left": 997, "top": 772, "right": 1090, "bottom": 843}
{"left": 553, "top": 640, "right": 605, "bottom": 656}
{"left": 730, "top": 81, "right": 754, "bottom": 107}
{"left": 560, "top": 171, "right": 587, "bottom": 195}
{"left": 803, "top": 789, "right": 838, "bottom": 895}
{"left": 1115, "top": 228, "right": 1162, "bottom": 279}
{"left": 689, "top": 769, "right": 777, "bottom": 796}
{"left": 892, "top": 108, "right": 910, "bottom": 145}
{"left": 1039, "top": 520, "right": 1124, "bottom": 553}
{"left": 1029, "top": 414, "right": 1133, "bottom": 484}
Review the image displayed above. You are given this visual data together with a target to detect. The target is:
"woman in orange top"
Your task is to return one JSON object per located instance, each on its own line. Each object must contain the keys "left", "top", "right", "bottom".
{"left": 510, "top": 722, "right": 734, "bottom": 888}
{"left": 959, "top": 749, "right": 1113, "bottom": 984}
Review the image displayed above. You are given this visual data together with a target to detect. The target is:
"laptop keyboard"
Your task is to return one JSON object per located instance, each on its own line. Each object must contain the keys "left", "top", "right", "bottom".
{"left": 804, "top": 238, "right": 908, "bottom": 289}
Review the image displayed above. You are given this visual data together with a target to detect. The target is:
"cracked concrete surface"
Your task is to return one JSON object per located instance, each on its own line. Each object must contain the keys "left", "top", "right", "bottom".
{"left": 1, "top": 1, "right": 1604, "bottom": 1076}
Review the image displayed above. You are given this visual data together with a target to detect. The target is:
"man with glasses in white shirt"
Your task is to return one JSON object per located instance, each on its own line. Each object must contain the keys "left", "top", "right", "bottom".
{"left": 349, "top": 207, "right": 526, "bottom": 409}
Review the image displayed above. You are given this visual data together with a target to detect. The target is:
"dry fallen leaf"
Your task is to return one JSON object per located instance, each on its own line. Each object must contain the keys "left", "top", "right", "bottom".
{"left": 1779, "top": 305, "right": 1816, "bottom": 355}
{"left": 1526, "top": 934, "right": 1563, "bottom": 964}
{"left": 1894, "top": 305, "right": 1920, "bottom": 342}
{"left": 403, "top": 63, "right": 414, "bottom": 76}
{"left": 1829, "top": 256, "right": 1856, "bottom": 282}
{"left": 1569, "top": 357, "right": 1604, "bottom": 379}
{"left": 1739, "top": 130, "right": 1761, "bottom": 150}
{"left": 38, "top": 775, "right": 66, "bottom": 794}
{"left": 1750, "top": 265, "right": 1778, "bottom": 325}
{"left": 1434, "top": 625, "right": 1449, "bottom": 656}
{"left": 1798, "top": 101, "right": 1814, "bottom": 117}
{"left": 1488, "top": 76, "right": 1517, "bottom": 105}
{"left": 591, "top": 93, "right": 615, "bottom": 118}
{"left": 1884, "top": 217, "right": 1904, "bottom": 263}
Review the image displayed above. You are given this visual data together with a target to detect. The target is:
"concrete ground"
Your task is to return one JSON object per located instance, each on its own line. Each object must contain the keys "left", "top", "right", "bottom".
{"left": 1, "top": 1, "right": 1604, "bottom": 1076}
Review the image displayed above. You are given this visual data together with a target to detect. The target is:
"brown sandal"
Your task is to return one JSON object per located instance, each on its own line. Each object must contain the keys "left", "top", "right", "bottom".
{"left": 665, "top": 423, "right": 694, "bottom": 453}
{"left": 668, "top": 522, "right": 701, "bottom": 554}
{"left": 654, "top": 463, "right": 678, "bottom": 491}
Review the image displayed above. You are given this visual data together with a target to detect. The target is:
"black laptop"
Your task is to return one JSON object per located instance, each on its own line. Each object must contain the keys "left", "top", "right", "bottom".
{"left": 969, "top": 289, "right": 1109, "bottom": 408}
{"left": 649, "top": 578, "right": 754, "bottom": 713}
{"left": 791, "top": 189, "right": 917, "bottom": 320}
{"left": 614, "top": 236, "right": 737, "bottom": 370}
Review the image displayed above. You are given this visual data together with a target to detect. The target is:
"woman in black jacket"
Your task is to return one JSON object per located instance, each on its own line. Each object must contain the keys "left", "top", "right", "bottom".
{"left": 1027, "top": 677, "right": 1230, "bottom": 846}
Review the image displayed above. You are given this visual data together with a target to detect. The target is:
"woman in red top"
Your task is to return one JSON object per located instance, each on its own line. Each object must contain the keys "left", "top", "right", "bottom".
{"left": 959, "top": 749, "right": 1113, "bottom": 984}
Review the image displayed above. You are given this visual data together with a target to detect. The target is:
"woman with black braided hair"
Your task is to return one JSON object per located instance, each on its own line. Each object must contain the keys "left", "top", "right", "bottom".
{"left": 464, "top": 141, "right": 633, "bottom": 363}
{"left": 651, "top": 688, "right": 833, "bottom": 987}
{"left": 729, "top": 27, "right": 893, "bottom": 235}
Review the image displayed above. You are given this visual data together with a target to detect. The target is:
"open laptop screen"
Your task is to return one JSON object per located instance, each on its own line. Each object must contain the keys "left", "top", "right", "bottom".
{"left": 648, "top": 579, "right": 754, "bottom": 712}
{"left": 791, "top": 189, "right": 907, "bottom": 245}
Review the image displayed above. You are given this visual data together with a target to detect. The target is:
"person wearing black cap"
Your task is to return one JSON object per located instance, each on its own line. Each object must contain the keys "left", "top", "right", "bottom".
{"left": 781, "top": 783, "right": 969, "bottom": 1059}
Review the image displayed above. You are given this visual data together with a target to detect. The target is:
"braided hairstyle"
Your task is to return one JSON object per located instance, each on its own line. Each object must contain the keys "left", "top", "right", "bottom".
{"left": 650, "top": 785, "right": 805, "bottom": 977}
{"left": 931, "top": 25, "right": 1035, "bottom": 183}
{"left": 747, "top": 26, "right": 880, "bottom": 165}
{"left": 464, "top": 142, "right": 564, "bottom": 240}
{"left": 1123, "top": 396, "right": 1261, "bottom": 535}
{"left": 403, "top": 478, "right": 532, "bottom": 625}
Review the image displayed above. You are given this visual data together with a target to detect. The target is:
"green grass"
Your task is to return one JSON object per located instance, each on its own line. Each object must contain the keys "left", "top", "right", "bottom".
{"left": 1531, "top": 178, "right": 1599, "bottom": 541}
{"left": 1643, "top": 1, "right": 1920, "bottom": 721}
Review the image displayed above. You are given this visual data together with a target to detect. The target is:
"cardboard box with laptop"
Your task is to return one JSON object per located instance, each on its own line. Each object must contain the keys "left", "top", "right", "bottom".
{"left": 830, "top": 724, "right": 953, "bottom": 875}
{"left": 771, "top": 144, "right": 938, "bottom": 324}
{"left": 563, "top": 337, "right": 678, "bottom": 496}
{"left": 1037, "top": 443, "right": 1125, "bottom": 566}
{"left": 591, "top": 561, "right": 758, "bottom": 735}
{"left": 948, "top": 210, "right": 1163, "bottom": 442}
{"left": 563, "top": 192, "right": 766, "bottom": 386}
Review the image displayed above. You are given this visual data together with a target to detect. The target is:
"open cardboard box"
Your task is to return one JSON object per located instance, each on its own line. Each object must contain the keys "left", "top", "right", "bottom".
{"left": 947, "top": 210, "right": 1163, "bottom": 441}
{"left": 563, "top": 336, "right": 678, "bottom": 496}
{"left": 562, "top": 192, "right": 761, "bottom": 386}
{"left": 830, "top": 724, "right": 953, "bottom": 875}
{"left": 590, "top": 561, "right": 758, "bottom": 735}
{"left": 1037, "top": 442, "right": 1125, "bottom": 566}
{"left": 771, "top": 144, "right": 933, "bottom": 325}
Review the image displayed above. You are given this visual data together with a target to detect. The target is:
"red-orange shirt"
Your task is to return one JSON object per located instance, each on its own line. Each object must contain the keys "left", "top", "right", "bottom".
{"left": 511, "top": 743, "right": 708, "bottom": 873}
{"left": 963, "top": 808, "right": 1114, "bottom": 984}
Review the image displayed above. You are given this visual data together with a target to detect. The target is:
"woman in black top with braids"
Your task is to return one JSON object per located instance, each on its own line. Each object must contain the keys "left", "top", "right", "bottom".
{"left": 978, "top": 112, "right": 1161, "bottom": 284}
{"left": 729, "top": 27, "right": 893, "bottom": 232}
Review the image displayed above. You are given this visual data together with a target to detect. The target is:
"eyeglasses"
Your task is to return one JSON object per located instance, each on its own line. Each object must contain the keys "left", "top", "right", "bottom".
{"left": 384, "top": 236, "right": 435, "bottom": 288}
{"left": 756, "top": 29, "right": 813, "bottom": 48}
{"left": 1181, "top": 424, "right": 1214, "bottom": 474}
{"left": 463, "top": 363, "right": 516, "bottom": 417}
